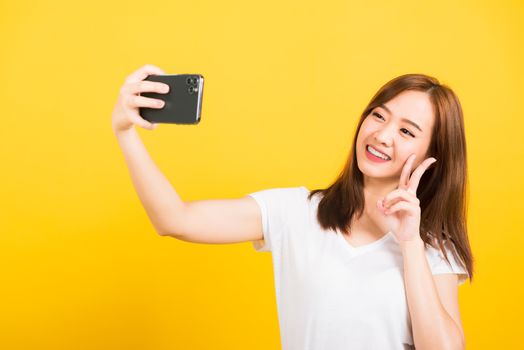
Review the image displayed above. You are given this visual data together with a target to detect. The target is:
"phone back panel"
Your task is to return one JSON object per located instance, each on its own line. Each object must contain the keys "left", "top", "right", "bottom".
{"left": 139, "top": 74, "right": 204, "bottom": 124}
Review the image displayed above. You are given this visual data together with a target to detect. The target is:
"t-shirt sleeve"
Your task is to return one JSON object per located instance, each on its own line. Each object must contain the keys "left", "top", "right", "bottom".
{"left": 247, "top": 186, "right": 304, "bottom": 253}
{"left": 425, "top": 242, "right": 469, "bottom": 286}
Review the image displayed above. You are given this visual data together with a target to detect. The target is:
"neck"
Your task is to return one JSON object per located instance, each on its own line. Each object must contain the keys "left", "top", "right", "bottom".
{"left": 362, "top": 175, "right": 399, "bottom": 200}
{"left": 347, "top": 175, "right": 399, "bottom": 236}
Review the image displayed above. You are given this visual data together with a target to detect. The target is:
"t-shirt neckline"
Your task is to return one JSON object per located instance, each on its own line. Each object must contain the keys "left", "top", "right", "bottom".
{"left": 337, "top": 230, "right": 394, "bottom": 254}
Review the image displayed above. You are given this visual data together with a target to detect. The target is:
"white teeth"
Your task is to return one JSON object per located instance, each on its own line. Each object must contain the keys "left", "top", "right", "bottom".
{"left": 367, "top": 145, "right": 390, "bottom": 160}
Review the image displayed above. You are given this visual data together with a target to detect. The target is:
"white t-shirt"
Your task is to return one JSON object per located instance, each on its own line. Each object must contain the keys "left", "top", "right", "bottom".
{"left": 248, "top": 186, "right": 469, "bottom": 350}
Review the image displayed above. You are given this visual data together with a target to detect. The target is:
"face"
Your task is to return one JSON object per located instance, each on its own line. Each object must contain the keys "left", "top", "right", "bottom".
{"left": 356, "top": 90, "right": 435, "bottom": 183}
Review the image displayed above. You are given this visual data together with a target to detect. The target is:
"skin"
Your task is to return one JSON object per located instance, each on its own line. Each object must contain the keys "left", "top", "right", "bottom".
{"left": 352, "top": 90, "right": 437, "bottom": 242}
{"left": 112, "top": 64, "right": 170, "bottom": 134}
{"left": 354, "top": 90, "right": 464, "bottom": 348}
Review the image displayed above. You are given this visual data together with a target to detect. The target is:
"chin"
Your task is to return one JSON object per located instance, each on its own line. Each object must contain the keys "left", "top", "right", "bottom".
{"left": 361, "top": 168, "right": 393, "bottom": 178}
{"left": 357, "top": 154, "right": 398, "bottom": 178}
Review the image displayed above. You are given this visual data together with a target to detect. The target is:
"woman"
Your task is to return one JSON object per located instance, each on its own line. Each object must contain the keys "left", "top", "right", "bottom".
{"left": 112, "top": 65, "right": 474, "bottom": 350}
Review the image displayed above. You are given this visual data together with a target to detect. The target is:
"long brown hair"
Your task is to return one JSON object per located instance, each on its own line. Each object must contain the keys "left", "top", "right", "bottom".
{"left": 307, "top": 73, "right": 474, "bottom": 283}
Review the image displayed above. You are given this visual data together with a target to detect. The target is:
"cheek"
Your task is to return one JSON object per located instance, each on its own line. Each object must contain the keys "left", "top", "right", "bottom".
{"left": 398, "top": 145, "right": 424, "bottom": 163}
{"left": 358, "top": 120, "right": 374, "bottom": 138}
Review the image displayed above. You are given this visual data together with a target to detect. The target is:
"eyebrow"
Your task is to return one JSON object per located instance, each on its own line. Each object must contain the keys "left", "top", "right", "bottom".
{"left": 377, "top": 104, "right": 423, "bottom": 133}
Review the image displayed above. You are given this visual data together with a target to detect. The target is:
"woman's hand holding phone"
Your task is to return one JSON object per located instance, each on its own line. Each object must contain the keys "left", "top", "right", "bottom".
{"left": 111, "top": 64, "right": 170, "bottom": 134}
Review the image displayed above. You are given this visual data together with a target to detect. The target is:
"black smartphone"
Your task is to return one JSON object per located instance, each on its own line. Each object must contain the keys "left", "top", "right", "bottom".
{"left": 139, "top": 74, "right": 204, "bottom": 124}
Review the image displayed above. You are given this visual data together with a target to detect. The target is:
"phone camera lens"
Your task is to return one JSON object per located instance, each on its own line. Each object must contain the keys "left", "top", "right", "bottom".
{"left": 188, "top": 86, "right": 194, "bottom": 94}
{"left": 186, "top": 77, "right": 199, "bottom": 87}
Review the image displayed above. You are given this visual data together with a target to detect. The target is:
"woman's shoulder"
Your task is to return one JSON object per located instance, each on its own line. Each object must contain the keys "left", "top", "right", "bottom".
{"left": 248, "top": 186, "right": 311, "bottom": 208}
{"left": 424, "top": 237, "right": 467, "bottom": 272}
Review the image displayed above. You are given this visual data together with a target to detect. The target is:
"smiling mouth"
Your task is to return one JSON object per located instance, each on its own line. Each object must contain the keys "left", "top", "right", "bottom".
{"left": 366, "top": 144, "right": 392, "bottom": 161}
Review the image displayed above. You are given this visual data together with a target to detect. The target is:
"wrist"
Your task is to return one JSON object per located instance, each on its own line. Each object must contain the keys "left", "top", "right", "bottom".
{"left": 113, "top": 126, "right": 136, "bottom": 138}
{"left": 399, "top": 235, "right": 425, "bottom": 253}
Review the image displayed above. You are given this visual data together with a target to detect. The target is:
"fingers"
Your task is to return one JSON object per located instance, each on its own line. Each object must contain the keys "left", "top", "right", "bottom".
{"left": 129, "top": 110, "right": 157, "bottom": 130}
{"left": 125, "top": 64, "right": 166, "bottom": 84}
{"left": 112, "top": 64, "right": 167, "bottom": 133}
{"left": 126, "top": 95, "right": 165, "bottom": 109}
{"left": 378, "top": 189, "right": 419, "bottom": 211}
{"left": 399, "top": 154, "right": 416, "bottom": 189}
{"left": 125, "top": 95, "right": 163, "bottom": 130}
{"left": 383, "top": 201, "right": 420, "bottom": 216}
{"left": 123, "top": 80, "right": 170, "bottom": 95}
{"left": 407, "top": 158, "right": 437, "bottom": 193}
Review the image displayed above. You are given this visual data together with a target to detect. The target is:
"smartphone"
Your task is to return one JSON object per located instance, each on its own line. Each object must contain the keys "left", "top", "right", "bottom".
{"left": 139, "top": 74, "right": 204, "bottom": 124}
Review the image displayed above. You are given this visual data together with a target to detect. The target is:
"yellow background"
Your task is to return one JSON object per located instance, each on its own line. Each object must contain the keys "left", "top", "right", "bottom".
{"left": 1, "top": 0, "right": 523, "bottom": 348}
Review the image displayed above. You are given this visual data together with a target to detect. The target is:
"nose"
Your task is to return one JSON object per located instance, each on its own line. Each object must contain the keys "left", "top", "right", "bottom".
{"left": 374, "top": 125, "right": 394, "bottom": 147}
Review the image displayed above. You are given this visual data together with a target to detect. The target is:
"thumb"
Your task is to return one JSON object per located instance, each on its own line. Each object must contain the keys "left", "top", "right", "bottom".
{"left": 377, "top": 199, "right": 385, "bottom": 212}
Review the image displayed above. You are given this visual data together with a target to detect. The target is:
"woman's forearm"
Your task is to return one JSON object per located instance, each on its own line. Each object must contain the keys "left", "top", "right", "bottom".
{"left": 114, "top": 127, "right": 186, "bottom": 235}
{"left": 401, "top": 238, "right": 464, "bottom": 350}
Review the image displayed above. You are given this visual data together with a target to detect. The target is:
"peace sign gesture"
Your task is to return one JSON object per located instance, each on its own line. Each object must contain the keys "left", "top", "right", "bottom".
{"left": 377, "top": 153, "right": 437, "bottom": 245}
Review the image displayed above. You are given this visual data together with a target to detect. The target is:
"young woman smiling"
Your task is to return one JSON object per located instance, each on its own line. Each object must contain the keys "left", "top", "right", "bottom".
{"left": 113, "top": 66, "right": 474, "bottom": 350}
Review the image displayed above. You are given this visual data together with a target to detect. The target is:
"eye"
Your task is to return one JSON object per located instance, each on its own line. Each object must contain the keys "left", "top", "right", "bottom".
{"left": 401, "top": 128, "right": 415, "bottom": 137}
{"left": 372, "top": 112, "right": 384, "bottom": 120}
{"left": 372, "top": 112, "right": 415, "bottom": 137}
